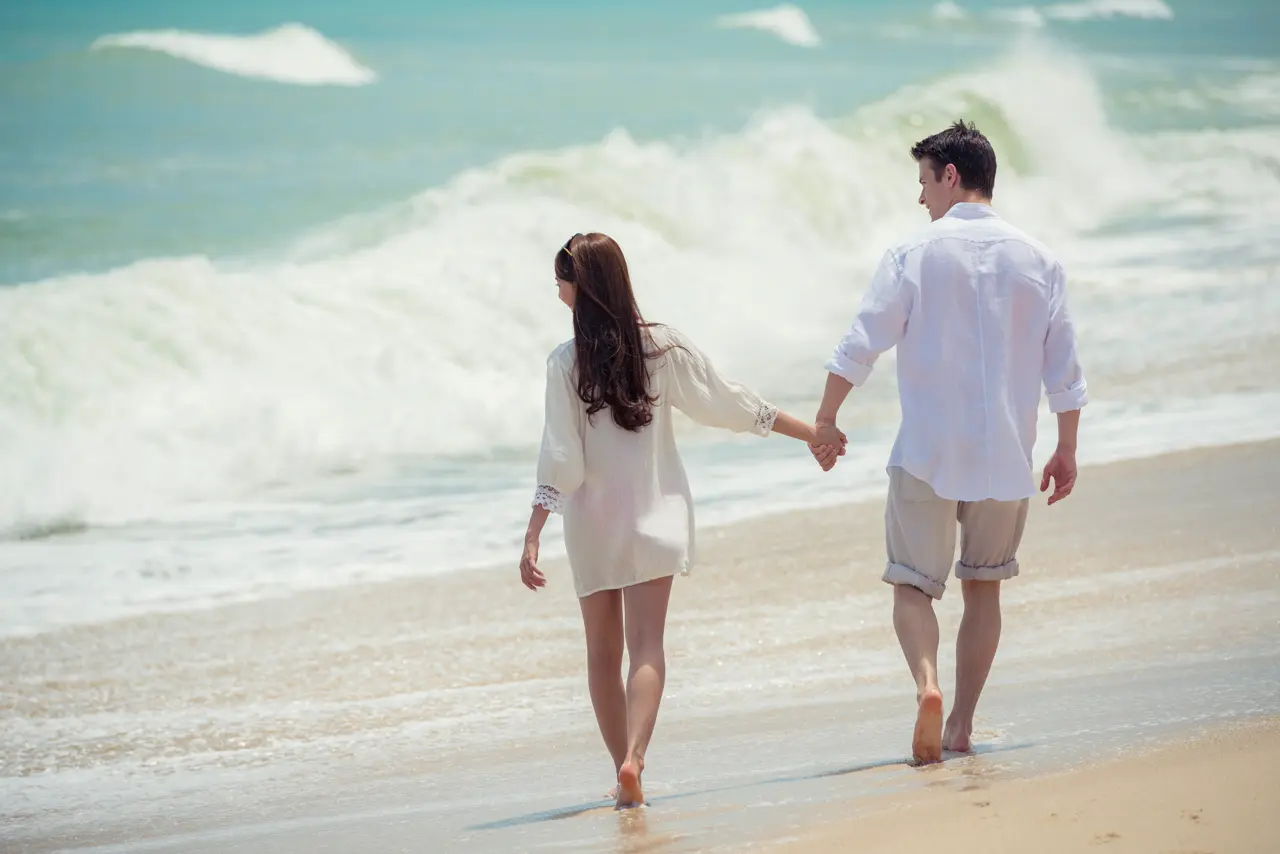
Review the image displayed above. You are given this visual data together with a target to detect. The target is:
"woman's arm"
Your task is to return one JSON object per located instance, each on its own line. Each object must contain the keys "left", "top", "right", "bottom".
{"left": 771, "top": 411, "right": 846, "bottom": 449}
{"left": 521, "top": 349, "right": 585, "bottom": 592}
{"left": 663, "top": 330, "right": 845, "bottom": 456}
{"left": 520, "top": 506, "right": 550, "bottom": 590}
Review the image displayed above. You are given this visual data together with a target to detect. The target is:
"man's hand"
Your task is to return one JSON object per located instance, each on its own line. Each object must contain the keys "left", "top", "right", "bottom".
{"left": 1040, "top": 445, "right": 1077, "bottom": 505}
{"left": 809, "top": 421, "right": 846, "bottom": 472}
{"left": 808, "top": 374, "right": 855, "bottom": 472}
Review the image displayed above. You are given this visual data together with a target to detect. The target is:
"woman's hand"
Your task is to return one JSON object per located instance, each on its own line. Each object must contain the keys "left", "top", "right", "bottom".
{"left": 520, "top": 535, "right": 546, "bottom": 591}
{"left": 520, "top": 504, "right": 552, "bottom": 591}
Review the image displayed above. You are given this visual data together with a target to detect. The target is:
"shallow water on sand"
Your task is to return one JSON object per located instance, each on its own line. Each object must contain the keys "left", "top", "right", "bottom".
{"left": 34, "top": 653, "right": 1280, "bottom": 854}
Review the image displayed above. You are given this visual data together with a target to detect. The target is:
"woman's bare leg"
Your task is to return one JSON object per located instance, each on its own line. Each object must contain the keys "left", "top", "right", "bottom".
{"left": 616, "top": 575, "right": 674, "bottom": 808}
{"left": 579, "top": 589, "right": 627, "bottom": 789}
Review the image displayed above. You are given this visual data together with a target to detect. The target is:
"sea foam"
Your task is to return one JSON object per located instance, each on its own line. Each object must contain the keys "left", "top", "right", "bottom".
{"left": 715, "top": 4, "right": 822, "bottom": 47}
{"left": 91, "top": 23, "right": 376, "bottom": 86}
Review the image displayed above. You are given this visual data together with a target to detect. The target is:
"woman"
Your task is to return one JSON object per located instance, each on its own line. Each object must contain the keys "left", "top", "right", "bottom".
{"left": 519, "top": 232, "right": 845, "bottom": 809}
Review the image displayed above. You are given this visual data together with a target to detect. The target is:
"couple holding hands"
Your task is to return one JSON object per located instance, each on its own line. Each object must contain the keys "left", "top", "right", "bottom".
{"left": 518, "top": 121, "right": 1087, "bottom": 808}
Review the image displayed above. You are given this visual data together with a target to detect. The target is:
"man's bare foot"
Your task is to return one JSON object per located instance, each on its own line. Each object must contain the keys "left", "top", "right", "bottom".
{"left": 943, "top": 718, "right": 972, "bottom": 753}
{"left": 605, "top": 785, "right": 618, "bottom": 800}
{"left": 912, "top": 688, "right": 944, "bottom": 764}
{"left": 616, "top": 757, "right": 644, "bottom": 808}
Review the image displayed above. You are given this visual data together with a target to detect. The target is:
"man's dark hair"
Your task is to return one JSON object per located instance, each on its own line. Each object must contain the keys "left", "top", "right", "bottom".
{"left": 910, "top": 120, "right": 997, "bottom": 198}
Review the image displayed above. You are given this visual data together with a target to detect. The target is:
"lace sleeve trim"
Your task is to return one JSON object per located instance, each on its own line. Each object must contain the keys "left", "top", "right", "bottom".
{"left": 533, "top": 485, "right": 566, "bottom": 514}
{"left": 754, "top": 401, "right": 779, "bottom": 437}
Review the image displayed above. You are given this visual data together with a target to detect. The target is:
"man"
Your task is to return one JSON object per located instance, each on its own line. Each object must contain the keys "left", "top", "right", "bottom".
{"left": 811, "top": 121, "right": 1088, "bottom": 763}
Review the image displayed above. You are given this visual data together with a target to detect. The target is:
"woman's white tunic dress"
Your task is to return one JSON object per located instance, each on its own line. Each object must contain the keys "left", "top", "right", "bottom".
{"left": 533, "top": 325, "right": 778, "bottom": 598}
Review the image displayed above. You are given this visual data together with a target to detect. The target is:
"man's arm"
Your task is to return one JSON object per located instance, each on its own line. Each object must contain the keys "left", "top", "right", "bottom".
{"left": 816, "top": 373, "right": 853, "bottom": 427}
{"left": 1055, "top": 408, "right": 1079, "bottom": 454}
{"left": 811, "top": 250, "right": 911, "bottom": 469}
{"left": 1042, "top": 263, "right": 1088, "bottom": 415}
{"left": 1040, "top": 410, "right": 1080, "bottom": 505}
{"left": 810, "top": 373, "right": 854, "bottom": 471}
{"left": 1039, "top": 264, "right": 1087, "bottom": 504}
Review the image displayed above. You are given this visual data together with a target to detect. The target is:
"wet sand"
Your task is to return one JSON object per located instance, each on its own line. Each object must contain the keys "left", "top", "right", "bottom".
{"left": 3, "top": 440, "right": 1278, "bottom": 852}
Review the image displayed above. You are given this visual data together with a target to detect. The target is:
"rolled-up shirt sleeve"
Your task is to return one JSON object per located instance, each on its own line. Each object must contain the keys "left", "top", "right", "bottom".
{"left": 824, "top": 250, "right": 911, "bottom": 386}
{"left": 1042, "top": 264, "right": 1088, "bottom": 413}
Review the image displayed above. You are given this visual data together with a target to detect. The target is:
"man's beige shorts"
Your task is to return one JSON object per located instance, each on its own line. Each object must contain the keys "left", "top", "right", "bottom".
{"left": 883, "top": 467, "right": 1028, "bottom": 600}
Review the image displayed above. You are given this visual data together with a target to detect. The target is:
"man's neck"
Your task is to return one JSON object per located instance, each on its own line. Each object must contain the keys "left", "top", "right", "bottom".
{"left": 950, "top": 192, "right": 991, "bottom": 209}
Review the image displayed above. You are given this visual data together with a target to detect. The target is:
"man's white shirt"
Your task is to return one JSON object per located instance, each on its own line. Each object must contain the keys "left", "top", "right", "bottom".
{"left": 826, "top": 202, "right": 1088, "bottom": 501}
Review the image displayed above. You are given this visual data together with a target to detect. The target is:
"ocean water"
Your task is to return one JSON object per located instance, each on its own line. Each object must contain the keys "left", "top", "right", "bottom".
{"left": 2, "top": 0, "right": 1280, "bottom": 630}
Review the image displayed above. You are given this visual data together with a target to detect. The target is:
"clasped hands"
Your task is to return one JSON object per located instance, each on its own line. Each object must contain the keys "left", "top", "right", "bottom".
{"left": 809, "top": 420, "right": 846, "bottom": 472}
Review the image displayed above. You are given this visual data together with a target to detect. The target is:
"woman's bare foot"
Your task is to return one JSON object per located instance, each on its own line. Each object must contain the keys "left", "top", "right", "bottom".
{"left": 616, "top": 756, "right": 644, "bottom": 808}
{"left": 912, "top": 688, "right": 944, "bottom": 764}
{"left": 943, "top": 717, "right": 972, "bottom": 753}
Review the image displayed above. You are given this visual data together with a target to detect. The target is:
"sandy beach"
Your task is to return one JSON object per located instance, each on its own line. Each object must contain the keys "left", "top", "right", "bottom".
{"left": 3, "top": 439, "right": 1278, "bottom": 852}
{"left": 773, "top": 717, "right": 1280, "bottom": 853}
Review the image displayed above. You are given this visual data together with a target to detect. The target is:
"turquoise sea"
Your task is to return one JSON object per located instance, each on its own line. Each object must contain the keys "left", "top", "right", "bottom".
{"left": 1, "top": 0, "right": 1278, "bottom": 632}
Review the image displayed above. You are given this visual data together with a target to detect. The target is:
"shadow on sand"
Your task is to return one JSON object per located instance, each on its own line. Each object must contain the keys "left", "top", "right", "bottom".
{"left": 468, "top": 741, "right": 1033, "bottom": 831}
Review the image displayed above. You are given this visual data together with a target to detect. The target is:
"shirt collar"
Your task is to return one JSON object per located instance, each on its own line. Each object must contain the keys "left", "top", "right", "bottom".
{"left": 943, "top": 202, "right": 998, "bottom": 220}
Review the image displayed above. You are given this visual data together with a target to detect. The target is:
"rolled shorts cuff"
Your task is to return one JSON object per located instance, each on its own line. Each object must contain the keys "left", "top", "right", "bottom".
{"left": 882, "top": 561, "right": 946, "bottom": 600}
{"left": 955, "top": 558, "right": 1019, "bottom": 582}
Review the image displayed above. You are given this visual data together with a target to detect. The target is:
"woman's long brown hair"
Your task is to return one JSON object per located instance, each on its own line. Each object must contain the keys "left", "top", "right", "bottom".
{"left": 555, "top": 233, "right": 665, "bottom": 432}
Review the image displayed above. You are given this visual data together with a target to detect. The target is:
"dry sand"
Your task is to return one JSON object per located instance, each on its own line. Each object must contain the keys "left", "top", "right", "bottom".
{"left": 773, "top": 717, "right": 1280, "bottom": 854}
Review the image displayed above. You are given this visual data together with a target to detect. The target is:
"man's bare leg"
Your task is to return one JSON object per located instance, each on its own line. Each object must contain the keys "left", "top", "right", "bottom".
{"left": 616, "top": 575, "right": 674, "bottom": 808}
{"left": 944, "top": 579, "right": 1001, "bottom": 752}
{"left": 579, "top": 590, "right": 628, "bottom": 794}
{"left": 893, "top": 584, "right": 944, "bottom": 764}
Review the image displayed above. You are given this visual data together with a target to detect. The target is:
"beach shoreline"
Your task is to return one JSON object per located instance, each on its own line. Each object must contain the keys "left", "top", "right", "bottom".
{"left": 3, "top": 439, "right": 1278, "bottom": 853}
